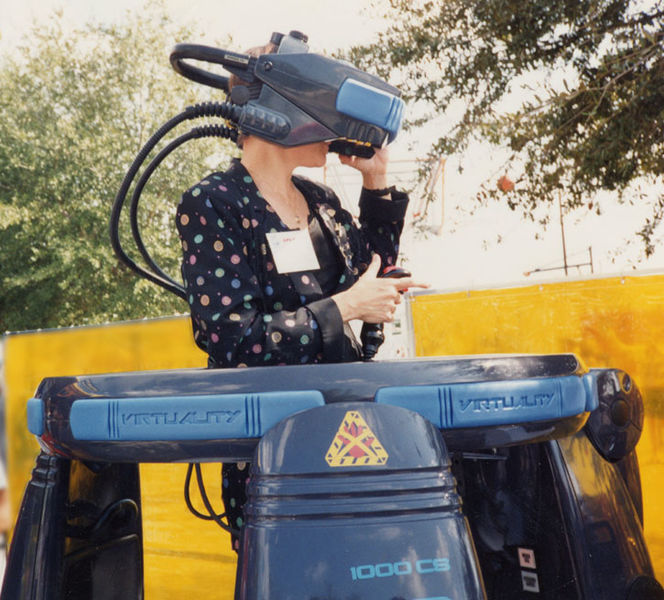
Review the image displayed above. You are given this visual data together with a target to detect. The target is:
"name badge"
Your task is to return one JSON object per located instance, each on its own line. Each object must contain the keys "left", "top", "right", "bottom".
{"left": 266, "top": 229, "right": 320, "bottom": 274}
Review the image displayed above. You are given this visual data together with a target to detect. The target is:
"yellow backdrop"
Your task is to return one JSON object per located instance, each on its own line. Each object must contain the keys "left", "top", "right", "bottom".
{"left": 2, "top": 316, "right": 237, "bottom": 599}
{"left": 407, "top": 273, "right": 664, "bottom": 580}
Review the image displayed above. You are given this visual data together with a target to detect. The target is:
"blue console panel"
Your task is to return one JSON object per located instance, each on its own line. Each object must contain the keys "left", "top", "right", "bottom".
{"left": 66, "top": 391, "right": 324, "bottom": 441}
{"left": 376, "top": 374, "right": 597, "bottom": 429}
{"left": 25, "top": 354, "right": 595, "bottom": 461}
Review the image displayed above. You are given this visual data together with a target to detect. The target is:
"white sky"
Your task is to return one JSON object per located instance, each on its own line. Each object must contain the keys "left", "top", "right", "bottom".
{"left": 0, "top": 0, "right": 384, "bottom": 51}
{"left": 2, "top": 0, "right": 663, "bottom": 291}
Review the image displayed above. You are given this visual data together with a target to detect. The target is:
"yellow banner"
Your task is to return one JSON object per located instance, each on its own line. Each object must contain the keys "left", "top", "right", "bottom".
{"left": 2, "top": 316, "right": 238, "bottom": 599}
{"left": 408, "top": 273, "right": 664, "bottom": 579}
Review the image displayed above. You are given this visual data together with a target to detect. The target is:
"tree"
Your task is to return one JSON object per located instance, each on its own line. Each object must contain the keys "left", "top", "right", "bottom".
{"left": 349, "top": 0, "right": 664, "bottom": 253}
{"left": 0, "top": 7, "right": 236, "bottom": 332}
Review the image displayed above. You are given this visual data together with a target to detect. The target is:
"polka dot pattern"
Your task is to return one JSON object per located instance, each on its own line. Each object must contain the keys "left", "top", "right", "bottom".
{"left": 175, "top": 158, "right": 407, "bottom": 369}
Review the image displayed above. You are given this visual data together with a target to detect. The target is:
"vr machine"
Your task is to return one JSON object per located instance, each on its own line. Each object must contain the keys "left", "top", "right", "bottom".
{"left": 3, "top": 31, "right": 663, "bottom": 600}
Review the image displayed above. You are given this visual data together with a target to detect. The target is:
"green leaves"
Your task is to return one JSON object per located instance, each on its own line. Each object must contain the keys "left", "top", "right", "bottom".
{"left": 0, "top": 8, "right": 235, "bottom": 332}
{"left": 351, "top": 0, "right": 664, "bottom": 252}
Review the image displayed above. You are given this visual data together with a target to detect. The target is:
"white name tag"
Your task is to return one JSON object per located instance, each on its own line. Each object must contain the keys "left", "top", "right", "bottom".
{"left": 266, "top": 229, "right": 320, "bottom": 274}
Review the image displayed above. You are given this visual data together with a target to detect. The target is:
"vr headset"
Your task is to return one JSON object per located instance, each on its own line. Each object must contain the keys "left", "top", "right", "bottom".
{"left": 170, "top": 30, "right": 405, "bottom": 157}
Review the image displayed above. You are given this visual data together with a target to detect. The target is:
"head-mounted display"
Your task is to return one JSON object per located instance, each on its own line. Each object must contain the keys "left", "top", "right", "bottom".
{"left": 170, "top": 30, "right": 405, "bottom": 156}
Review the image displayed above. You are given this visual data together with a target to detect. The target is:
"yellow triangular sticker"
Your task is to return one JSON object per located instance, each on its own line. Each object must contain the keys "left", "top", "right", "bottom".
{"left": 325, "top": 410, "right": 389, "bottom": 467}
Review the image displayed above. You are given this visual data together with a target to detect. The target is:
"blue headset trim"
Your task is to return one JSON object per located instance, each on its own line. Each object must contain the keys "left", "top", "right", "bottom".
{"left": 336, "top": 78, "right": 405, "bottom": 142}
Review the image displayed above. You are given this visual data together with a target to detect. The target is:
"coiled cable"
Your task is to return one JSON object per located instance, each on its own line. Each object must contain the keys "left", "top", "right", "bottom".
{"left": 110, "top": 102, "right": 241, "bottom": 297}
{"left": 127, "top": 123, "right": 238, "bottom": 296}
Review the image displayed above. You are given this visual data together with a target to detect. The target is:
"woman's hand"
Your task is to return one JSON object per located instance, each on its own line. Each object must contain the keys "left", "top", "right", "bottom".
{"left": 332, "top": 254, "right": 429, "bottom": 323}
{"left": 338, "top": 146, "right": 390, "bottom": 191}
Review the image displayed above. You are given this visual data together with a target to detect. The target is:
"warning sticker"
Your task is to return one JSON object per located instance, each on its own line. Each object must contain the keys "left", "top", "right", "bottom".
{"left": 325, "top": 411, "right": 389, "bottom": 467}
{"left": 521, "top": 570, "right": 540, "bottom": 593}
{"left": 518, "top": 547, "right": 537, "bottom": 569}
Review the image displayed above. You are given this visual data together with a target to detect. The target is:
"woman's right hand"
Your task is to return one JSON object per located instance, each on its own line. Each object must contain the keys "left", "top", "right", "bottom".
{"left": 332, "top": 255, "right": 429, "bottom": 323}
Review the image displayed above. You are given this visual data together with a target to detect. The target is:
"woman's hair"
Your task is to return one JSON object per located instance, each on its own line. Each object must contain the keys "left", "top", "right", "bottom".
{"left": 229, "top": 41, "right": 278, "bottom": 148}
{"left": 228, "top": 41, "right": 278, "bottom": 92}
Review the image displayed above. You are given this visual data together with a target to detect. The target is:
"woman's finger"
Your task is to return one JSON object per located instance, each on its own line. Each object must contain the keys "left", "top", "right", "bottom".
{"left": 394, "top": 277, "right": 429, "bottom": 292}
{"left": 364, "top": 253, "right": 382, "bottom": 278}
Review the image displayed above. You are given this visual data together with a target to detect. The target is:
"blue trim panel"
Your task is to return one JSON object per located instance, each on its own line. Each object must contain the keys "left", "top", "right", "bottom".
{"left": 27, "top": 397, "right": 44, "bottom": 436}
{"left": 582, "top": 372, "right": 600, "bottom": 412}
{"left": 336, "top": 78, "right": 404, "bottom": 139}
{"left": 375, "top": 376, "right": 591, "bottom": 429}
{"left": 69, "top": 391, "right": 324, "bottom": 441}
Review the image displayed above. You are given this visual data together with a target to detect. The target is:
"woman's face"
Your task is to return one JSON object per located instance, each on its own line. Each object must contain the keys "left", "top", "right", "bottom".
{"left": 243, "top": 136, "right": 330, "bottom": 169}
{"left": 287, "top": 141, "right": 330, "bottom": 168}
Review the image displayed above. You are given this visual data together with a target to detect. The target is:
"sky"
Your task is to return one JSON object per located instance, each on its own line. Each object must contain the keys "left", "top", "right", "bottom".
{"left": 2, "top": 0, "right": 663, "bottom": 292}
{"left": 0, "top": 0, "right": 384, "bottom": 51}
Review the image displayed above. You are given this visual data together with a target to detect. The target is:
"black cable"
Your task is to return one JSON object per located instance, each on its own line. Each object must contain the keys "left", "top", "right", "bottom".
{"left": 183, "top": 463, "right": 240, "bottom": 536}
{"left": 195, "top": 463, "right": 240, "bottom": 535}
{"left": 184, "top": 463, "right": 217, "bottom": 521}
{"left": 128, "top": 123, "right": 239, "bottom": 297}
{"left": 110, "top": 102, "right": 242, "bottom": 297}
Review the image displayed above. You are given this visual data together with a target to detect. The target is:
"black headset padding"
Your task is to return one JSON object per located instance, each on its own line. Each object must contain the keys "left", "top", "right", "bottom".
{"left": 170, "top": 43, "right": 254, "bottom": 92}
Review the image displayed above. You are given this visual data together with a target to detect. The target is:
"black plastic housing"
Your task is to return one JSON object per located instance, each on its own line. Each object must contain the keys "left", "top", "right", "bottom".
{"left": 238, "top": 402, "right": 485, "bottom": 599}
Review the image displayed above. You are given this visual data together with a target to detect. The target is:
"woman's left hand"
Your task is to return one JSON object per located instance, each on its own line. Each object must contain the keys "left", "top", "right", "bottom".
{"left": 338, "top": 146, "right": 389, "bottom": 190}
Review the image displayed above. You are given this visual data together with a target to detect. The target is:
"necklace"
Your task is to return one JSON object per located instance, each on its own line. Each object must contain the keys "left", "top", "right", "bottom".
{"left": 285, "top": 187, "right": 308, "bottom": 229}
{"left": 292, "top": 202, "right": 309, "bottom": 229}
{"left": 248, "top": 169, "right": 307, "bottom": 229}
{"left": 271, "top": 188, "right": 308, "bottom": 229}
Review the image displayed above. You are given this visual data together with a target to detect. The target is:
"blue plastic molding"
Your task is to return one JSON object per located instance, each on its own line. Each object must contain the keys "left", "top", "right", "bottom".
{"left": 69, "top": 391, "right": 324, "bottom": 441}
{"left": 375, "top": 375, "right": 595, "bottom": 429}
{"left": 27, "top": 397, "right": 44, "bottom": 436}
{"left": 336, "top": 78, "right": 405, "bottom": 140}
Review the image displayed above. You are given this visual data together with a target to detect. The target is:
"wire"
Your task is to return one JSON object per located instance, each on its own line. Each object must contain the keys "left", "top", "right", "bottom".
{"left": 184, "top": 463, "right": 217, "bottom": 521}
{"left": 184, "top": 463, "right": 240, "bottom": 536}
{"left": 128, "top": 124, "right": 238, "bottom": 296}
{"left": 110, "top": 102, "right": 242, "bottom": 298}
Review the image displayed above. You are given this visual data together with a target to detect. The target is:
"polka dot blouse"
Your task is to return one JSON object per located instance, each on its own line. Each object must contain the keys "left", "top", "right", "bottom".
{"left": 176, "top": 159, "right": 408, "bottom": 368}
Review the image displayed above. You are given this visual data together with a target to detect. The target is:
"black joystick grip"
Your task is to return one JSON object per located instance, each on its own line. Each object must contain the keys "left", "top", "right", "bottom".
{"left": 382, "top": 266, "right": 411, "bottom": 281}
{"left": 361, "top": 265, "right": 411, "bottom": 361}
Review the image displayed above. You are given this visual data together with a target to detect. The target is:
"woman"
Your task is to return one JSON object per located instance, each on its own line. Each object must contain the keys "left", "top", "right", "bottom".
{"left": 176, "top": 41, "right": 424, "bottom": 549}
